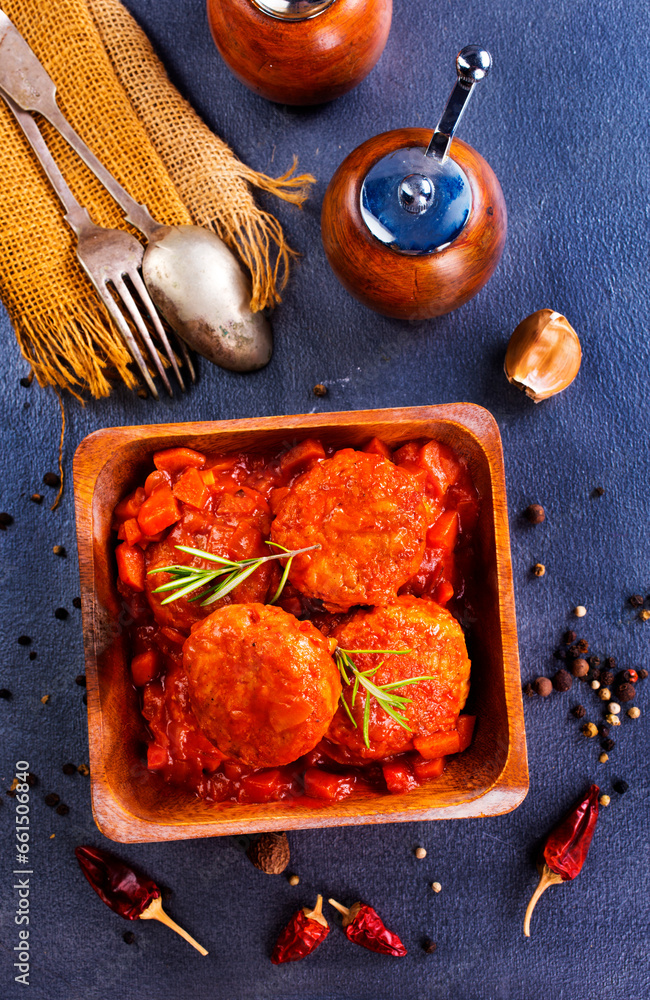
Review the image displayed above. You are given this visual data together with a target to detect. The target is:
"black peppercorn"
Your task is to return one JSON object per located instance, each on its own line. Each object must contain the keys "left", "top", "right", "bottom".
{"left": 563, "top": 630, "right": 577, "bottom": 645}
{"left": 422, "top": 938, "right": 437, "bottom": 954}
{"left": 0, "top": 688, "right": 12, "bottom": 700}
{"left": 17, "top": 636, "right": 31, "bottom": 646}
{"left": 123, "top": 931, "right": 136, "bottom": 945}
{"left": 313, "top": 384, "right": 328, "bottom": 397}
{"left": 601, "top": 737, "right": 615, "bottom": 751}
{"left": 524, "top": 504, "right": 545, "bottom": 524}
{"left": 75, "top": 674, "right": 86, "bottom": 687}
{"left": 613, "top": 780, "right": 629, "bottom": 794}
{"left": 19, "top": 376, "right": 32, "bottom": 388}
{"left": 554, "top": 648, "right": 567, "bottom": 660}
{"left": 604, "top": 657, "right": 616, "bottom": 671}
{"left": 600, "top": 670, "right": 614, "bottom": 688}
{"left": 52, "top": 545, "right": 66, "bottom": 558}
{"left": 629, "top": 595, "right": 644, "bottom": 608}
{"left": 43, "top": 472, "right": 61, "bottom": 489}
{"left": 616, "top": 682, "right": 636, "bottom": 703}
{"left": 523, "top": 683, "right": 535, "bottom": 697}
{"left": 30, "top": 493, "right": 43, "bottom": 504}
{"left": 62, "top": 763, "right": 76, "bottom": 776}
{"left": 0, "top": 512, "right": 14, "bottom": 529}
{"left": 55, "top": 803, "right": 69, "bottom": 816}
{"left": 598, "top": 724, "right": 611, "bottom": 738}
{"left": 54, "top": 607, "right": 69, "bottom": 621}
{"left": 571, "top": 704, "right": 586, "bottom": 719}
{"left": 591, "top": 487, "right": 605, "bottom": 497}
{"left": 72, "top": 597, "right": 82, "bottom": 609}
{"left": 638, "top": 669, "right": 648, "bottom": 680}
{"left": 553, "top": 669, "right": 573, "bottom": 692}
{"left": 44, "top": 793, "right": 60, "bottom": 807}
{"left": 588, "top": 655, "right": 601, "bottom": 669}
{"left": 28, "top": 651, "right": 37, "bottom": 661}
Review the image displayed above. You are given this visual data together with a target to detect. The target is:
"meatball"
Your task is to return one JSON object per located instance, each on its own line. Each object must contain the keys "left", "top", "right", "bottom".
{"left": 145, "top": 488, "right": 275, "bottom": 632}
{"left": 183, "top": 604, "right": 341, "bottom": 768}
{"left": 271, "top": 449, "right": 429, "bottom": 612}
{"left": 321, "top": 596, "right": 470, "bottom": 764}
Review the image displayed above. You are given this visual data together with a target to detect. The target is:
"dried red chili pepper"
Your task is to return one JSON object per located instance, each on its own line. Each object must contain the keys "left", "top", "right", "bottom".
{"left": 523, "top": 784, "right": 599, "bottom": 937}
{"left": 75, "top": 846, "right": 207, "bottom": 954}
{"left": 328, "top": 898, "right": 407, "bottom": 956}
{"left": 271, "top": 894, "right": 329, "bottom": 964}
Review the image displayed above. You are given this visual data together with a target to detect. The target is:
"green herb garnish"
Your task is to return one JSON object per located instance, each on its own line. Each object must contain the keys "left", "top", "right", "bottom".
{"left": 334, "top": 648, "right": 434, "bottom": 750}
{"left": 147, "top": 541, "right": 319, "bottom": 607}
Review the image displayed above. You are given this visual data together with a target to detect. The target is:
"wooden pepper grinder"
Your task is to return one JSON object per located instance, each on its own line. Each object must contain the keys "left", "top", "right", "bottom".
{"left": 206, "top": 0, "right": 392, "bottom": 105}
{"left": 321, "top": 46, "right": 507, "bottom": 319}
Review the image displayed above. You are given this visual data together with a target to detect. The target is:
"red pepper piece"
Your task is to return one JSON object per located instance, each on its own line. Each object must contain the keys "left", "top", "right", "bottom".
{"left": 115, "top": 543, "right": 146, "bottom": 592}
{"left": 75, "top": 845, "right": 160, "bottom": 920}
{"left": 329, "top": 899, "right": 407, "bottom": 957}
{"left": 271, "top": 894, "right": 329, "bottom": 964}
{"left": 279, "top": 438, "right": 326, "bottom": 477}
{"left": 173, "top": 467, "right": 210, "bottom": 510}
{"left": 137, "top": 486, "right": 181, "bottom": 536}
{"left": 523, "top": 784, "right": 599, "bottom": 937}
{"left": 362, "top": 437, "right": 393, "bottom": 460}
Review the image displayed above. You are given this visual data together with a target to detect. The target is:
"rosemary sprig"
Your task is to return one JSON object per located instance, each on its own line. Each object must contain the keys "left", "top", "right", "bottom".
{"left": 334, "top": 647, "right": 434, "bottom": 750}
{"left": 147, "top": 541, "right": 319, "bottom": 607}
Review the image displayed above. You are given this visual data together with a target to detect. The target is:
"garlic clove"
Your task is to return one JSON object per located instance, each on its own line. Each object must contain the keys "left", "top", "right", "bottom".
{"left": 504, "top": 309, "right": 582, "bottom": 402}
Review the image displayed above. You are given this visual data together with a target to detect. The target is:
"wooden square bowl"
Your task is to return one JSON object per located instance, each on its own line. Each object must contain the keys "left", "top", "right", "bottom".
{"left": 74, "top": 404, "right": 528, "bottom": 843}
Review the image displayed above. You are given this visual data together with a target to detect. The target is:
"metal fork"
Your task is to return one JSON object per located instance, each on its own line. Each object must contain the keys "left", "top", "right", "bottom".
{"left": 0, "top": 88, "right": 192, "bottom": 398}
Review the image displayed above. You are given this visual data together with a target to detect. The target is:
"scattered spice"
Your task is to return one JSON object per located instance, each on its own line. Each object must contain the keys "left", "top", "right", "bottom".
{"left": 75, "top": 674, "right": 87, "bottom": 687}
{"left": 615, "top": 683, "right": 635, "bottom": 703}
{"left": 554, "top": 648, "right": 567, "bottom": 660}
{"left": 415, "top": 847, "right": 427, "bottom": 859}
{"left": 590, "top": 680, "right": 601, "bottom": 690}
{"left": 573, "top": 639, "right": 589, "bottom": 655}
{"left": 588, "top": 655, "right": 601, "bottom": 669}
{"left": 571, "top": 659, "right": 589, "bottom": 678}
{"left": 573, "top": 606, "right": 587, "bottom": 618}
{"left": 524, "top": 504, "right": 545, "bottom": 524}
{"left": 54, "top": 607, "right": 69, "bottom": 621}
{"left": 73, "top": 597, "right": 82, "bottom": 609}
{"left": 137, "top": 388, "right": 149, "bottom": 400}
{"left": 638, "top": 669, "right": 648, "bottom": 680}
{"left": 75, "top": 845, "right": 207, "bottom": 954}
{"left": 288, "top": 874, "right": 300, "bottom": 886}
{"left": 622, "top": 669, "right": 638, "bottom": 683}
{"left": 313, "top": 384, "right": 328, "bottom": 397}
{"left": 600, "top": 670, "right": 615, "bottom": 687}
{"left": 598, "top": 753, "right": 609, "bottom": 763}
{"left": 571, "top": 705, "right": 586, "bottom": 719}
{"left": 563, "top": 631, "right": 577, "bottom": 644}
{"left": 534, "top": 677, "right": 552, "bottom": 697}
{"left": 422, "top": 938, "right": 437, "bottom": 954}
{"left": 627, "top": 707, "right": 641, "bottom": 720}
{"left": 0, "top": 512, "right": 14, "bottom": 529}
{"left": 581, "top": 723, "right": 598, "bottom": 738}
{"left": 77, "top": 763, "right": 90, "bottom": 776}
{"left": 591, "top": 487, "right": 605, "bottom": 497}
{"left": 328, "top": 899, "right": 407, "bottom": 957}
{"left": 17, "top": 636, "right": 31, "bottom": 646}
{"left": 29, "top": 652, "right": 37, "bottom": 661}
{"left": 604, "top": 657, "right": 616, "bottom": 671}
{"left": 20, "top": 374, "right": 33, "bottom": 387}
{"left": 52, "top": 545, "right": 66, "bottom": 557}
{"left": 56, "top": 803, "right": 69, "bottom": 816}
{"left": 629, "top": 595, "right": 644, "bottom": 608}
{"left": 599, "top": 688, "right": 611, "bottom": 701}
{"left": 601, "top": 738, "right": 615, "bottom": 751}
{"left": 43, "top": 472, "right": 61, "bottom": 489}
{"left": 40, "top": 694, "right": 50, "bottom": 705}
{"left": 532, "top": 563, "right": 546, "bottom": 577}
{"left": 62, "top": 763, "right": 76, "bottom": 775}
{"left": 613, "top": 780, "right": 628, "bottom": 794}
{"left": 599, "top": 794, "right": 610, "bottom": 807}
{"left": 431, "top": 882, "right": 442, "bottom": 894}
{"left": 44, "top": 793, "right": 60, "bottom": 807}
{"left": 523, "top": 784, "right": 599, "bottom": 937}
{"left": 607, "top": 703, "right": 621, "bottom": 715}
{"left": 123, "top": 931, "right": 136, "bottom": 945}
{"left": 246, "top": 832, "right": 290, "bottom": 874}
{"left": 605, "top": 714, "right": 620, "bottom": 727}
{"left": 30, "top": 494, "right": 43, "bottom": 504}
{"left": 271, "top": 895, "right": 329, "bottom": 964}
{"left": 523, "top": 683, "right": 535, "bottom": 697}
{"left": 553, "top": 670, "right": 572, "bottom": 692}
{"left": 598, "top": 724, "right": 610, "bottom": 738}
{"left": 0, "top": 688, "right": 12, "bottom": 700}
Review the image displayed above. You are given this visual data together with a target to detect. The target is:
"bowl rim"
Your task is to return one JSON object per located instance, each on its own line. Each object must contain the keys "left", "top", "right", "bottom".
{"left": 73, "top": 403, "right": 528, "bottom": 842}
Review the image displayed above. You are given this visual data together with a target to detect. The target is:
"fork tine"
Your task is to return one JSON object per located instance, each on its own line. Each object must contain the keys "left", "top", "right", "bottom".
{"left": 174, "top": 333, "right": 196, "bottom": 383}
{"left": 112, "top": 275, "right": 173, "bottom": 396}
{"left": 90, "top": 277, "right": 160, "bottom": 399}
{"left": 127, "top": 268, "right": 186, "bottom": 392}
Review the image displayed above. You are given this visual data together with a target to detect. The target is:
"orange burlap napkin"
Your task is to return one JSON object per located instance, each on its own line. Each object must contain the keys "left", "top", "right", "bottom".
{"left": 0, "top": 0, "right": 313, "bottom": 399}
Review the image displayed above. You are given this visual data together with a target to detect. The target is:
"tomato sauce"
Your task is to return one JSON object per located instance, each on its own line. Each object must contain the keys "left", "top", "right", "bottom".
{"left": 112, "top": 437, "right": 480, "bottom": 805}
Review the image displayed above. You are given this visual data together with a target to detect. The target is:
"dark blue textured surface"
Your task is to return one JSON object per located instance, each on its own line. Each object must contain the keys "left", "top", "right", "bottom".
{"left": 0, "top": 0, "right": 649, "bottom": 998}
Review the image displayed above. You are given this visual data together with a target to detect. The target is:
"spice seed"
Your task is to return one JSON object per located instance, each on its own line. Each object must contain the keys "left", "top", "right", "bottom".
{"left": 608, "top": 703, "right": 621, "bottom": 715}
{"left": 613, "top": 780, "right": 629, "bottom": 794}
{"left": 17, "top": 636, "right": 31, "bottom": 646}
{"left": 422, "top": 939, "right": 437, "bottom": 954}
{"left": 639, "top": 610, "right": 650, "bottom": 621}
{"left": 627, "top": 707, "right": 641, "bottom": 719}
{"left": 40, "top": 694, "right": 50, "bottom": 704}
{"left": 75, "top": 674, "right": 86, "bottom": 687}
{"left": 44, "top": 793, "right": 60, "bottom": 807}
{"left": 55, "top": 803, "right": 69, "bottom": 816}
{"left": 622, "top": 669, "right": 638, "bottom": 683}
{"left": 571, "top": 704, "right": 586, "bottom": 719}
{"left": 0, "top": 688, "right": 12, "bottom": 700}
{"left": 582, "top": 722, "right": 598, "bottom": 738}
{"left": 523, "top": 683, "right": 535, "bottom": 697}
{"left": 592, "top": 487, "right": 605, "bottom": 497}
{"left": 598, "top": 753, "right": 609, "bottom": 763}
{"left": 42, "top": 472, "right": 61, "bottom": 489}
{"left": 615, "top": 683, "right": 636, "bottom": 703}
{"left": 431, "top": 882, "right": 442, "bottom": 893}
{"left": 30, "top": 493, "right": 43, "bottom": 504}
{"left": 313, "top": 384, "right": 328, "bottom": 397}
{"left": 62, "top": 763, "right": 76, "bottom": 775}
{"left": 72, "top": 597, "right": 82, "bottom": 609}
{"left": 590, "top": 680, "right": 601, "bottom": 690}
{"left": 629, "top": 595, "right": 644, "bottom": 608}
{"left": 638, "top": 669, "right": 648, "bottom": 680}
{"left": 77, "top": 763, "right": 90, "bottom": 776}
{"left": 599, "top": 795, "right": 611, "bottom": 807}
{"left": 415, "top": 847, "right": 427, "bottom": 859}
{"left": 553, "top": 669, "right": 572, "bottom": 692}
{"left": 29, "top": 652, "right": 37, "bottom": 661}
{"left": 605, "top": 714, "right": 621, "bottom": 726}
{"left": 54, "top": 608, "right": 69, "bottom": 621}
{"left": 532, "top": 563, "right": 546, "bottom": 577}
{"left": 601, "top": 737, "right": 615, "bottom": 751}
{"left": 563, "top": 630, "right": 577, "bottom": 644}
{"left": 524, "top": 504, "right": 545, "bottom": 524}
{"left": 123, "top": 931, "right": 136, "bottom": 945}
{"left": 571, "top": 658, "right": 589, "bottom": 678}
{"left": 534, "top": 677, "right": 553, "bottom": 697}
{"left": 600, "top": 670, "right": 614, "bottom": 687}
{"left": 599, "top": 688, "right": 611, "bottom": 701}
{"left": 573, "top": 606, "right": 587, "bottom": 618}
{"left": 52, "top": 545, "right": 66, "bottom": 557}
{"left": 288, "top": 874, "right": 300, "bottom": 886}
{"left": 0, "top": 512, "right": 14, "bottom": 529}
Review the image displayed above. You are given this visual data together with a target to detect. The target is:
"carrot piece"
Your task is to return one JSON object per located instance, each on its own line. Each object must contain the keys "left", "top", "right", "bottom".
{"left": 144, "top": 469, "right": 172, "bottom": 497}
{"left": 136, "top": 530, "right": 164, "bottom": 549}
{"left": 427, "top": 510, "right": 459, "bottom": 550}
{"left": 412, "top": 755, "right": 446, "bottom": 780}
{"left": 153, "top": 447, "right": 206, "bottom": 473}
{"left": 433, "top": 580, "right": 455, "bottom": 606}
{"left": 115, "top": 543, "right": 146, "bottom": 592}
{"left": 131, "top": 650, "right": 161, "bottom": 687}
{"left": 173, "top": 467, "right": 210, "bottom": 510}
{"left": 200, "top": 468, "right": 216, "bottom": 486}
{"left": 159, "top": 627, "right": 186, "bottom": 647}
{"left": 137, "top": 486, "right": 181, "bottom": 535}
{"left": 239, "top": 769, "right": 284, "bottom": 803}
{"left": 418, "top": 440, "right": 462, "bottom": 497}
{"left": 147, "top": 744, "right": 168, "bottom": 770}
{"left": 269, "top": 486, "right": 289, "bottom": 515}
{"left": 382, "top": 760, "right": 419, "bottom": 794}
{"left": 113, "top": 486, "right": 146, "bottom": 523}
{"left": 362, "top": 437, "right": 393, "bottom": 460}
{"left": 122, "top": 517, "right": 143, "bottom": 547}
{"left": 413, "top": 730, "right": 461, "bottom": 759}
{"left": 392, "top": 441, "right": 420, "bottom": 465}
{"left": 228, "top": 522, "right": 262, "bottom": 560}
{"left": 279, "top": 438, "right": 326, "bottom": 477}
{"left": 303, "top": 768, "right": 355, "bottom": 801}
{"left": 457, "top": 715, "right": 476, "bottom": 752}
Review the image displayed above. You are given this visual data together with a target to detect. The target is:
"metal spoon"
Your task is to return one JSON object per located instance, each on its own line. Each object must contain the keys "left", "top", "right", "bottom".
{"left": 0, "top": 10, "right": 273, "bottom": 372}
